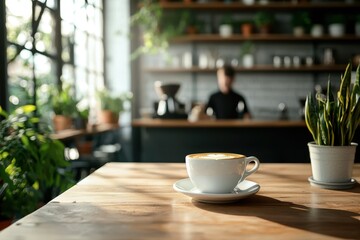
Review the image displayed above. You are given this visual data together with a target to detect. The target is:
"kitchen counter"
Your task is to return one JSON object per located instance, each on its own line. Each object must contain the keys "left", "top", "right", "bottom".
{"left": 132, "top": 118, "right": 307, "bottom": 128}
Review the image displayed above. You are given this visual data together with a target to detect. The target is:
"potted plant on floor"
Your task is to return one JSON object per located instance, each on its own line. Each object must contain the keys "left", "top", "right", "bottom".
{"left": 0, "top": 105, "right": 74, "bottom": 222}
{"left": 305, "top": 63, "right": 360, "bottom": 189}
{"left": 97, "top": 89, "right": 132, "bottom": 125}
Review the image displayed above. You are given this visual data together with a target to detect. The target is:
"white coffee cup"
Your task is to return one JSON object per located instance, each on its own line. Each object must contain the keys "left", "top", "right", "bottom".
{"left": 185, "top": 153, "right": 260, "bottom": 194}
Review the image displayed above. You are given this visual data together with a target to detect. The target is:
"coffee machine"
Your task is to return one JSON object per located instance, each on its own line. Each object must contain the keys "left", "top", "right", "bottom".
{"left": 153, "top": 81, "right": 187, "bottom": 119}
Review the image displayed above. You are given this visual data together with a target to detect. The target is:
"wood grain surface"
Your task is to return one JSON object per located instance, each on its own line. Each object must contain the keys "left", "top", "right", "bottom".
{"left": 1, "top": 163, "right": 359, "bottom": 240}
{"left": 132, "top": 119, "right": 307, "bottom": 128}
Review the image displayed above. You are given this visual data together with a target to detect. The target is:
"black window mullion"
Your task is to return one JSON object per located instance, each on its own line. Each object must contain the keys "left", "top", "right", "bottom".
{"left": 0, "top": 0, "right": 7, "bottom": 112}
{"left": 54, "top": 0, "right": 62, "bottom": 88}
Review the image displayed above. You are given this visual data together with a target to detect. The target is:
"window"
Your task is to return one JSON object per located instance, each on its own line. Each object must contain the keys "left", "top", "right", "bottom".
{"left": 5, "top": 0, "right": 104, "bottom": 117}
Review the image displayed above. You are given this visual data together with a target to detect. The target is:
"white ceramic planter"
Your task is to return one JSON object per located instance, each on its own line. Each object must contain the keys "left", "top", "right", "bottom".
{"left": 242, "top": 54, "right": 254, "bottom": 68}
{"left": 328, "top": 23, "right": 345, "bottom": 37}
{"left": 308, "top": 142, "right": 357, "bottom": 183}
{"left": 311, "top": 24, "right": 324, "bottom": 37}
{"left": 242, "top": 0, "right": 255, "bottom": 5}
{"left": 219, "top": 24, "right": 233, "bottom": 37}
{"left": 355, "top": 22, "right": 360, "bottom": 36}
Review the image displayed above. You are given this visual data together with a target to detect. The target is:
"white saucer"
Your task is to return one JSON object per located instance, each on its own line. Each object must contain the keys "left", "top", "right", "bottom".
{"left": 173, "top": 178, "right": 260, "bottom": 204}
{"left": 308, "top": 176, "right": 357, "bottom": 190}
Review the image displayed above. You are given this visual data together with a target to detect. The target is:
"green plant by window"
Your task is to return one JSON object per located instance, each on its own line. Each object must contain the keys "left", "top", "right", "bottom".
{"left": 305, "top": 63, "right": 360, "bottom": 146}
{"left": 0, "top": 105, "right": 74, "bottom": 218}
{"left": 97, "top": 89, "right": 133, "bottom": 117}
{"left": 51, "top": 84, "right": 78, "bottom": 118}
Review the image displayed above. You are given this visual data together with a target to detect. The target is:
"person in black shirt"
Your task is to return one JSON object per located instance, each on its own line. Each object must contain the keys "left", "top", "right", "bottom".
{"left": 206, "top": 65, "right": 251, "bottom": 119}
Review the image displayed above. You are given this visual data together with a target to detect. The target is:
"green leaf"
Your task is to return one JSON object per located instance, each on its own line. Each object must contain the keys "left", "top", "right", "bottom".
{"left": 305, "top": 94, "right": 318, "bottom": 142}
{"left": 0, "top": 106, "right": 8, "bottom": 118}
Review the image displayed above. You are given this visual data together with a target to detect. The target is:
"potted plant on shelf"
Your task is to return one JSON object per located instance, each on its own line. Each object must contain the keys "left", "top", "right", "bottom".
{"left": 181, "top": 10, "right": 201, "bottom": 35}
{"left": 219, "top": 15, "right": 233, "bottom": 37}
{"left": 0, "top": 105, "right": 74, "bottom": 222}
{"left": 240, "top": 40, "right": 255, "bottom": 68}
{"left": 75, "top": 99, "right": 90, "bottom": 130}
{"left": 327, "top": 14, "right": 346, "bottom": 37}
{"left": 305, "top": 63, "right": 360, "bottom": 189}
{"left": 97, "top": 89, "right": 132, "bottom": 125}
{"left": 130, "top": 0, "right": 187, "bottom": 60}
{"left": 254, "top": 11, "right": 275, "bottom": 34}
{"left": 241, "top": 20, "right": 254, "bottom": 38}
{"left": 291, "top": 12, "right": 311, "bottom": 37}
{"left": 355, "top": 15, "right": 360, "bottom": 36}
{"left": 51, "top": 84, "right": 78, "bottom": 132}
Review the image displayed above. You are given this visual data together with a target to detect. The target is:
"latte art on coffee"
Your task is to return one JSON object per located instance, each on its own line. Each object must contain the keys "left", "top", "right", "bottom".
{"left": 187, "top": 153, "right": 244, "bottom": 160}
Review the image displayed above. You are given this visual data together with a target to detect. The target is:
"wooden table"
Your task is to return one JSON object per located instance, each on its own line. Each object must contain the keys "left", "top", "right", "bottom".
{"left": 1, "top": 163, "right": 359, "bottom": 240}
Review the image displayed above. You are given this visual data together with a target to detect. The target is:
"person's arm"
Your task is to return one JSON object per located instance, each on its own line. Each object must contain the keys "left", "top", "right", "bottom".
{"left": 206, "top": 95, "right": 215, "bottom": 117}
{"left": 242, "top": 97, "right": 252, "bottom": 120}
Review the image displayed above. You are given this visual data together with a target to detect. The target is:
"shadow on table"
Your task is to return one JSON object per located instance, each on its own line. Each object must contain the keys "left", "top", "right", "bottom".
{"left": 192, "top": 194, "right": 360, "bottom": 239}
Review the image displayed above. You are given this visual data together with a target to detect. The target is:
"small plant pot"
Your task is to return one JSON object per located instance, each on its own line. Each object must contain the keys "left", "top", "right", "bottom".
{"left": 77, "top": 141, "right": 93, "bottom": 155}
{"left": 242, "top": 54, "right": 254, "bottom": 68}
{"left": 53, "top": 115, "right": 73, "bottom": 132}
{"left": 258, "top": 25, "right": 271, "bottom": 35}
{"left": 355, "top": 22, "right": 360, "bottom": 36}
{"left": 311, "top": 24, "right": 324, "bottom": 37}
{"left": 186, "top": 26, "right": 198, "bottom": 35}
{"left": 328, "top": 23, "right": 345, "bottom": 37}
{"left": 99, "top": 110, "right": 119, "bottom": 125}
{"left": 308, "top": 142, "right": 357, "bottom": 183}
{"left": 242, "top": 0, "right": 255, "bottom": 5}
{"left": 241, "top": 23, "right": 253, "bottom": 37}
{"left": 219, "top": 24, "right": 233, "bottom": 37}
{"left": 293, "top": 26, "right": 305, "bottom": 37}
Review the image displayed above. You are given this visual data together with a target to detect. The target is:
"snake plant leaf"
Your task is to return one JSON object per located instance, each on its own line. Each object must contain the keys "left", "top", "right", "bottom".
{"left": 316, "top": 121, "right": 322, "bottom": 145}
{"left": 338, "top": 63, "right": 352, "bottom": 124}
{"left": 348, "top": 98, "right": 360, "bottom": 144}
{"left": 348, "top": 66, "right": 360, "bottom": 144}
{"left": 305, "top": 63, "right": 360, "bottom": 146}
{"left": 305, "top": 94, "right": 318, "bottom": 142}
{"left": 325, "top": 80, "right": 335, "bottom": 144}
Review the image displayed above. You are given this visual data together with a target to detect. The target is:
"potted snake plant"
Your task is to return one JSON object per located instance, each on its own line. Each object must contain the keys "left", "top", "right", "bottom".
{"left": 305, "top": 63, "right": 359, "bottom": 189}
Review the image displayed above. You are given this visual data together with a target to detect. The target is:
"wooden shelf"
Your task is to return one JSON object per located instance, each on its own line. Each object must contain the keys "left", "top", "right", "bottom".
{"left": 172, "top": 34, "right": 360, "bottom": 43}
{"left": 51, "top": 123, "right": 119, "bottom": 140}
{"left": 159, "top": 2, "right": 360, "bottom": 11}
{"left": 145, "top": 65, "right": 348, "bottom": 73}
{"left": 132, "top": 118, "right": 307, "bottom": 128}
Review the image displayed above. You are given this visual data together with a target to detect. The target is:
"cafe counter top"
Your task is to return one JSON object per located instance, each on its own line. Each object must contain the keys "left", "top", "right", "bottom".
{"left": 131, "top": 118, "right": 315, "bottom": 163}
{"left": 131, "top": 118, "right": 307, "bottom": 128}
